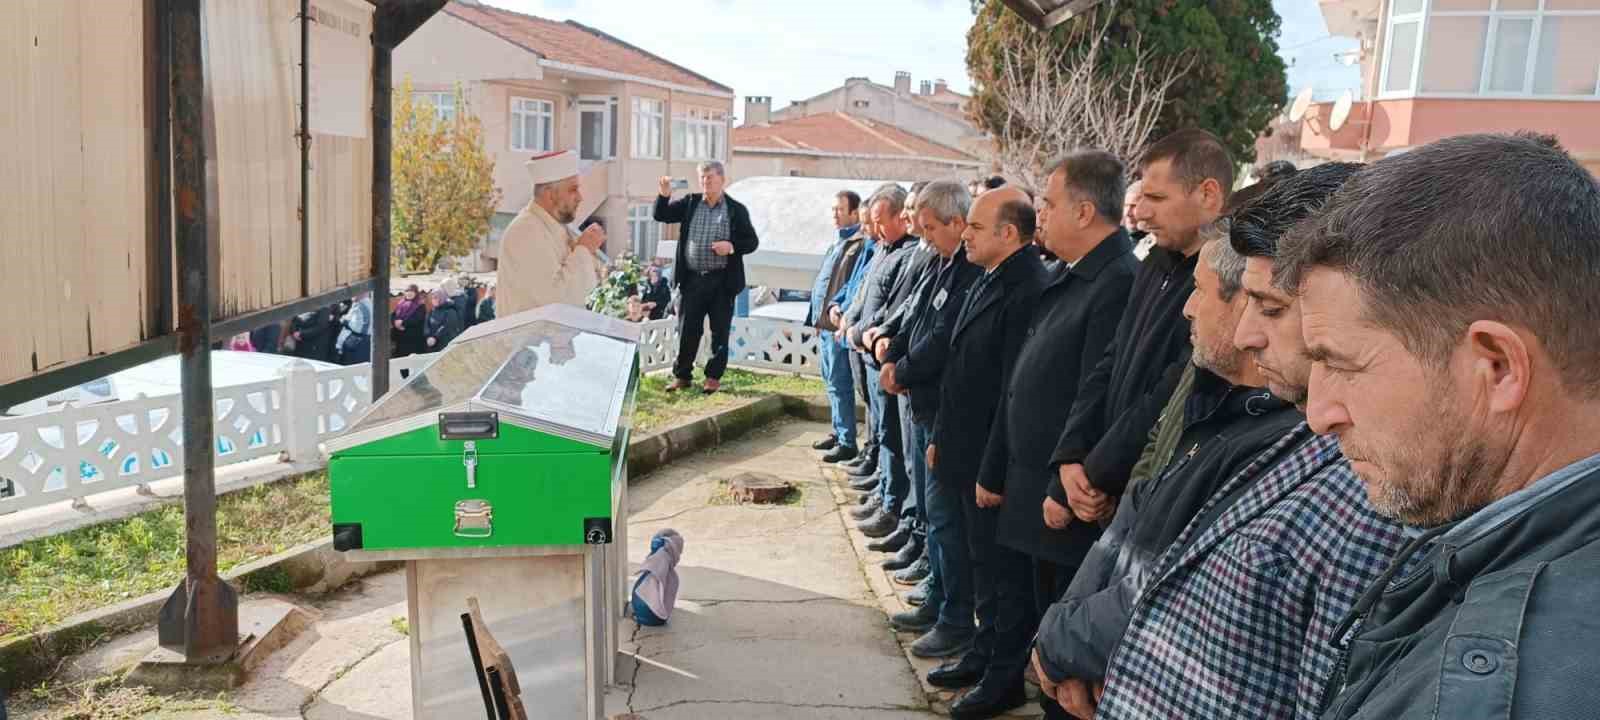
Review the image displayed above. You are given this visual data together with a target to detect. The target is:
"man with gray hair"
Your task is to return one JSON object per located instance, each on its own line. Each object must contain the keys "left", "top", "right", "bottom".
{"left": 655, "top": 161, "right": 760, "bottom": 394}
{"left": 1281, "top": 134, "right": 1600, "bottom": 719}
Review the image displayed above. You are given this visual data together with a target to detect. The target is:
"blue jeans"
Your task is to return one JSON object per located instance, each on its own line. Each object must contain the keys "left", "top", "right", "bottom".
{"left": 899, "top": 395, "right": 923, "bottom": 530}
{"left": 818, "top": 331, "right": 856, "bottom": 448}
{"left": 917, "top": 419, "right": 972, "bottom": 631}
{"left": 867, "top": 363, "right": 907, "bottom": 515}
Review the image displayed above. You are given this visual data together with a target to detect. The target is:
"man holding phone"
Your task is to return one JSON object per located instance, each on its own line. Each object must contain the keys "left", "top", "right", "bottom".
{"left": 655, "top": 161, "right": 760, "bottom": 394}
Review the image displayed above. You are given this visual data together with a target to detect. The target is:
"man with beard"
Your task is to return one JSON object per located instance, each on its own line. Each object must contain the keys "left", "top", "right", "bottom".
{"left": 1280, "top": 134, "right": 1600, "bottom": 719}
{"left": 958, "top": 151, "right": 1138, "bottom": 701}
{"left": 1029, "top": 219, "right": 1298, "bottom": 719}
{"left": 925, "top": 186, "right": 1047, "bottom": 719}
{"left": 1047, "top": 163, "right": 1408, "bottom": 720}
{"left": 497, "top": 150, "right": 607, "bottom": 316}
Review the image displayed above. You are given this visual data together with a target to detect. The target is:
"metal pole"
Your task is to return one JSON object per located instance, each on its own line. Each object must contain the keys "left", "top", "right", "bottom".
{"left": 370, "top": 43, "right": 393, "bottom": 399}
{"left": 300, "top": 0, "right": 311, "bottom": 299}
{"left": 158, "top": 0, "right": 239, "bottom": 663}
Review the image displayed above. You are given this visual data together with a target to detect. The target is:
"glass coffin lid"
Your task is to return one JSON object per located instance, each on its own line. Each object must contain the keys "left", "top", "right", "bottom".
{"left": 337, "top": 305, "right": 640, "bottom": 448}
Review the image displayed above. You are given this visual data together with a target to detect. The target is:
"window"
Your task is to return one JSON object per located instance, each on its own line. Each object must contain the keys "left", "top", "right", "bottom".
{"left": 510, "top": 97, "right": 554, "bottom": 152}
{"left": 628, "top": 203, "right": 663, "bottom": 259}
{"left": 578, "top": 96, "right": 618, "bottom": 160}
{"left": 672, "top": 107, "right": 728, "bottom": 161}
{"left": 413, "top": 91, "right": 456, "bottom": 122}
{"left": 1385, "top": 0, "right": 1600, "bottom": 98}
{"left": 632, "top": 98, "right": 664, "bottom": 159}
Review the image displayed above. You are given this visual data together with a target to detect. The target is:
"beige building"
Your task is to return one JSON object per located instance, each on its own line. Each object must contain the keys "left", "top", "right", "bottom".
{"left": 393, "top": 0, "right": 736, "bottom": 265}
{"left": 731, "top": 108, "right": 982, "bottom": 184}
{"left": 768, "top": 72, "right": 985, "bottom": 155}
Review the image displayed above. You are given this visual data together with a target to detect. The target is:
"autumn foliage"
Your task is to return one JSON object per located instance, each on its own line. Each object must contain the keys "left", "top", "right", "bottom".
{"left": 391, "top": 79, "right": 501, "bottom": 273}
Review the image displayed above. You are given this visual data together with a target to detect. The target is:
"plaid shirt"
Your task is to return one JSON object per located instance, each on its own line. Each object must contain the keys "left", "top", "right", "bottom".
{"left": 1096, "top": 426, "right": 1407, "bottom": 720}
{"left": 684, "top": 197, "right": 731, "bottom": 272}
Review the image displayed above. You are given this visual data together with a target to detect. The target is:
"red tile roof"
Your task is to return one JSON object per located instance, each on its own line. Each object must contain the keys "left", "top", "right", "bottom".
{"left": 444, "top": 2, "right": 731, "bottom": 95}
{"left": 734, "top": 112, "right": 977, "bottom": 162}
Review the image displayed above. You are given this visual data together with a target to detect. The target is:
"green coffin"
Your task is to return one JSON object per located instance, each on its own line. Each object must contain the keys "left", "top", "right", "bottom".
{"left": 326, "top": 305, "right": 639, "bottom": 552}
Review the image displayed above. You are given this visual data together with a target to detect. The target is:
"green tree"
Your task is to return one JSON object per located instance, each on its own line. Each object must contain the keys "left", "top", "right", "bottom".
{"left": 391, "top": 79, "right": 501, "bottom": 273}
{"left": 967, "top": 0, "right": 1288, "bottom": 165}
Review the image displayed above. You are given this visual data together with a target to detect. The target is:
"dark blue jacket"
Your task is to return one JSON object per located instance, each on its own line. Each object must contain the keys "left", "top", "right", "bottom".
{"left": 806, "top": 224, "right": 860, "bottom": 327}
{"left": 886, "top": 247, "right": 980, "bottom": 425}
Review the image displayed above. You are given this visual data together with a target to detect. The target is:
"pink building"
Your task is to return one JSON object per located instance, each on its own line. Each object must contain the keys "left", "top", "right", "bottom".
{"left": 1302, "top": 0, "right": 1600, "bottom": 175}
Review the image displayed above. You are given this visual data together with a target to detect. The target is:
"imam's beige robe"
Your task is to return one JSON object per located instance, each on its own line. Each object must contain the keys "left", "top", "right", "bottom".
{"left": 495, "top": 203, "right": 605, "bottom": 317}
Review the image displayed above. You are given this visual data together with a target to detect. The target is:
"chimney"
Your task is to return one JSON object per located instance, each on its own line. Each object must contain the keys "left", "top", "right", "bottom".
{"left": 743, "top": 96, "right": 771, "bottom": 126}
{"left": 934, "top": 79, "right": 948, "bottom": 95}
{"left": 919, "top": 80, "right": 932, "bottom": 95}
{"left": 894, "top": 71, "right": 911, "bottom": 97}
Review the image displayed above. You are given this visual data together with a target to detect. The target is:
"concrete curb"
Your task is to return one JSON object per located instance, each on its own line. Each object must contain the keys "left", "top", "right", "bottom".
{"left": 0, "top": 390, "right": 835, "bottom": 692}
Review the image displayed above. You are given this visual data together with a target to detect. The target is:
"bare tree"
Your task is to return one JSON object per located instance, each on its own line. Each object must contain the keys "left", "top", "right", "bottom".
{"left": 981, "top": 8, "right": 1194, "bottom": 190}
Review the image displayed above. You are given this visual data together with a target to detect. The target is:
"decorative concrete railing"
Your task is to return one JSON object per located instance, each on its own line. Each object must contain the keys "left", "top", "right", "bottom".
{"left": 0, "top": 318, "right": 818, "bottom": 517}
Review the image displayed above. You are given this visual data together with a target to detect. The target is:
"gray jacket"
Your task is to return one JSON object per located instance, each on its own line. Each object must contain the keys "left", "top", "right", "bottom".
{"left": 1319, "top": 453, "right": 1600, "bottom": 719}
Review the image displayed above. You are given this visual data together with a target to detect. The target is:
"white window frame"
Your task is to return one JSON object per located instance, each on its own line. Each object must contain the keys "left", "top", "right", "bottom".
{"left": 632, "top": 97, "right": 665, "bottom": 159}
{"left": 672, "top": 107, "right": 729, "bottom": 162}
{"left": 509, "top": 96, "right": 554, "bottom": 152}
{"left": 413, "top": 91, "right": 457, "bottom": 122}
{"left": 628, "top": 202, "right": 663, "bottom": 258}
{"left": 1380, "top": 0, "right": 1600, "bottom": 101}
{"left": 577, "top": 95, "right": 618, "bottom": 160}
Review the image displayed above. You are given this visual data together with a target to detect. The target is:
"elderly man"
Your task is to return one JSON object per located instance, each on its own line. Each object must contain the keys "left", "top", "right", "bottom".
{"left": 926, "top": 187, "right": 1047, "bottom": 719}
{"left": 1047, "top": 129, "right": 1230, "bottom": 532}
{"left": 808, "top": 190, "right": 867, "bottom": 463}
{"left": 655, "top": 161, "right": 760, "bottom": 394}
{"left": 497, "top": 150, "right": 607, "bottom": 317}
{"left": 961, "top": 151, "right": 1138, "bottom": 701}
{"left": 1279, "top": 134, "right": 1600, "bottom": 719}
{"left": 1043, "top": 163, "right": 1408, "bottom": 720}
{"left": 1029, "top": 222, "right": 1299, "bottom": 720}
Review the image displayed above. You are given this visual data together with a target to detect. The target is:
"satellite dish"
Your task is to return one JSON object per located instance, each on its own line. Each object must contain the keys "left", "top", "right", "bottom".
{"left": 1329, "top": 90, "right": 1354, "bottom": 131}
{"left": 1288, "top": 86, "right": 1315, "bottom": 122}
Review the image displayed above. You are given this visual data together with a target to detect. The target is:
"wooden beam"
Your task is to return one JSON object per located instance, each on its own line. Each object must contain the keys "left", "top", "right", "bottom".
{"left": 1043, "top": 0, "right": 1106, "bottom": 28}
{"left": 997, "top": 0, "right": 1046, "bottom": 29}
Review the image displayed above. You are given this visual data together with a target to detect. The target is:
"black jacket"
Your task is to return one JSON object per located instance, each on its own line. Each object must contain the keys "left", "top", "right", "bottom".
{"left": 424, "top": 303, "right": 463, "bottom": 352}
{"left": 1319, "top": 456, "right": 1600, "bottom": 720}
{"left": 290, "top": 307, "right": 336, "bottom": 362}
{"left": 886, "top": 247, "right": 981, "bottom": 426}
{"left": 1035, "top": 366, "right": 1301, "bottom": 684}
{"left": 1049, "top": 246, "right": 1198, "bottom": 499}
{"left": 654, "top": 192, "right": 760, "bottom": 297}
{"left": 931, "top": 247, "right": 1047, "bottom": 487}
{"left": 643, "top": 278, "right": 672, "bottom": 320}
{"left": 872, "top": 243, "right": 936, "bottom": 330}
{"left": 979, "top": 230, "right": 1138, "bottom": 565}
{"left": 844, "top": 234, "right": 918, "bottom": 352}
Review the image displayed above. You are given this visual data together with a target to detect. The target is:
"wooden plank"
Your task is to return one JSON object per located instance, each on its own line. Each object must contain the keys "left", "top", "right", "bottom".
{"left": 265, "top": 0, "right": 296, "bottom": 304}
{"left": 32, "top": 0, "right": 70, "bottom": 370}
{"left": 0, "top": 2, "right": 28, "bottom": 381}
{"left": 239, "top": 0, "right": 272, "bottom": 316}
{"left": 87, "top": 0, "right": 149, "bottom": 355}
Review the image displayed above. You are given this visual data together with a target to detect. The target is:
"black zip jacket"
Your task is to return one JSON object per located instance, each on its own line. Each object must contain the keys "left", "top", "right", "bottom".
{"left": 1036, "top": 366, "right": 1301, "bottom": 684}
{"left": 1049, "top": 246, "right": 1198, "bottom": 499}
{"left": 885, "top": 247, "right": 981, "bottom": 426}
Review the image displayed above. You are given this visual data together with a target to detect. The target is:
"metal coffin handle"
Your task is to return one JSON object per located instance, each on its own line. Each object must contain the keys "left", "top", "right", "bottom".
{"left": 454, "top": 499, "right": 494, "bottom": 538}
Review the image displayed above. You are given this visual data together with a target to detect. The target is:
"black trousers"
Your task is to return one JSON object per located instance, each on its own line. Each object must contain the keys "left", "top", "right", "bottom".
{"left": 674, "top": 272, "right": 736, "bottom": 381}
{"left": 849, "top": 349, "right": 878, "bottom": 460}
{"left": 967, "top": 499, "right": 1037, "bottom": 687}
{"left": 1033, "top": 557, "right": 1077, "bottom": 618}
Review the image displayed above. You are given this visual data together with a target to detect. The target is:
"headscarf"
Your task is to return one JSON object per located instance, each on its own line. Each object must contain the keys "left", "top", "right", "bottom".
{"left": 394, "top": 285, "right": 423, "bottom": 321}
{"left": 631, "top": 529, "right": 684, "bottom": 625}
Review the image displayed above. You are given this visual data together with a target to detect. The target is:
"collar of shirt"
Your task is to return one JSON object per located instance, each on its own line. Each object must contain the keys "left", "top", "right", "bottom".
{"left": 838, "top": 223, "right": 860, "bottom": 240}
{"left": 702, "top": 194, "right": 725, "bottom": 209}
{"left": 1435, "top": 450, "right": 1600, "bottom": 547}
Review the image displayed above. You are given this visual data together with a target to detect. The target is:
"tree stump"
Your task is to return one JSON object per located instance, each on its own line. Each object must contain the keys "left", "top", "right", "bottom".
{"left": 728, "top": 472, "right": 794, "bottom": 504}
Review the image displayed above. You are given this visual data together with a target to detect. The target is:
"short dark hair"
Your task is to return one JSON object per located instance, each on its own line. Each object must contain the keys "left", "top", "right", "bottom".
{"left": 1276, "top": 132, "right": 1600, "bottom": 394}
{"left": 1047, "top": 150, "right": 1126, "bottom": 224}
{"left": 1228, "top": 162, "right": 1362, "bottom": 259}
{"left": 984, "top": 175, "right": 1007, "bottom": 190}
{"left": 1258, "top": 160, "right": 1298, "bottom": 180}
{"left": 1139, "top": 128, "right": 1236, "bottom": 201}
{"left": 836, "top": 190, "right": 861, "bottom": 213}
{"left": 997, "top": 198, "right": 1036, "bottom": 244}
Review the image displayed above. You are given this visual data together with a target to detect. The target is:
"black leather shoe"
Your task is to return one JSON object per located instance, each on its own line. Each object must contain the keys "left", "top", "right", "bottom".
{"left": 811, "top": 435, "right": 838, "bottom": 451}
{"left": 846, "top": 460, "right": 879, "bottom": 478}
{"left": 949, "top": 678, "right": 1026, "bottom": 720}
{"left": 893, "top": 555, "right": 930, "bottom": 585}
{"left": 848, "top": 474, "right": 880, "bottom": 492}
{"left": 822, "top": 445, "right": 858, "bottom": 464}
{"left": 881, "top": 536, "right": 924, "bottom": 571}
{"left": 928, "top": 653, "right": 987, "bottom": 689}
{"left": 890, "top": 605, "right": 939, "bottom": 632}
{"left": 857, "top": 490, "right": 875, "bottom": 505}
{"left": 840, "top": 452, "right": 872, "bottom": 470}
{"left": 857, "top": 510, "right": 898, "bottom": 538}
{"left": 903, "top": 576, "right": 932, "bottom": 606}
{"left": 867, "top": 523, "right": 913, "bottom": 552}
{"left": 849, "top": 496, "right": 881, "bottom": 520}
{"left": 911, "top": 625, "right": 975, "bottom": 658}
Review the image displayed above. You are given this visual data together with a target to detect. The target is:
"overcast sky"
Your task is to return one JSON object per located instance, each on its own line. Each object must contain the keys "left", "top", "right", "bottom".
{"left": 482, "top": 0, "right": 1361, "bottom": 121}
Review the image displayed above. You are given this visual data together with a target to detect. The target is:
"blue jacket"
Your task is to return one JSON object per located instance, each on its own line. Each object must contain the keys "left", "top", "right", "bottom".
{"left": 806, "top": 224, "right": 859, "bottom": 328}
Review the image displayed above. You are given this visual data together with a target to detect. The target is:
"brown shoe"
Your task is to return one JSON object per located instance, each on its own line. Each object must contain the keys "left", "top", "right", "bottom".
{"left": 665, "top": 378, "right": 692, "bottom": 392}
{"left": 702, "top": 378, "right": 721, "bottom": 394}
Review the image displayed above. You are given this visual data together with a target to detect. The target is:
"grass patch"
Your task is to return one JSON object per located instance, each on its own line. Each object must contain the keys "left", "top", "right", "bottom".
{"left": 634, "top": 368, "right": 824, "bottom": 433}
{"left": 0, "top": 473, "right": 331, "bottom": 642}
{"left": 391, "top": 616, "right": 409, "bottom": 636}
{"left": 705, "top": 477, "right": 802, "bottom": 507}
{"left": 16, "top": 676, "right": 234, "bottom": 720}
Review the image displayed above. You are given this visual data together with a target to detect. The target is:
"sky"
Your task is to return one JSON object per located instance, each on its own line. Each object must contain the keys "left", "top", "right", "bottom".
{"left": 481, "top": 0, "right": 1362, "bottom": 122}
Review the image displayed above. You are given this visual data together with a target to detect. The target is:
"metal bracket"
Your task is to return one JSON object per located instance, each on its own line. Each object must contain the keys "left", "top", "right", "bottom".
{"left": 463, "top": 441, "right": 479, "bottom": 490}
{"left": 454, "top": 499, "right": 493, "bottom": 538}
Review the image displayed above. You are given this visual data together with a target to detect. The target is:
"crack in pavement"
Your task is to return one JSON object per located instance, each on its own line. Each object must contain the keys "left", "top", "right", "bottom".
{"left": 298, "top": 635, "right": 409, "bottom": 719}
{"left": 626, "top": 621, "right": 644, "bottom": 713}
{"left": 633, "top": 698, "right": 927, "bottom": 713}
{"left": 678, "top": 596, "right": 865, "bottom": 607}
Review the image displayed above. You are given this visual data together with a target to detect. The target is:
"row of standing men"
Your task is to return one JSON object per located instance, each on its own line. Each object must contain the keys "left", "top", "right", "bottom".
{"left": 804, "top": 128, "right": 1600, "bottom": 719}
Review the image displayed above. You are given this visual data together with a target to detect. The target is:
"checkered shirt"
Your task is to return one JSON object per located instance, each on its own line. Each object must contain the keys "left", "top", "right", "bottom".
{"left": 1095, "top": 426, "right": 1408, "bottom": 720}
{"left": 684, "top": 197, "right": 730, "bottom": 272}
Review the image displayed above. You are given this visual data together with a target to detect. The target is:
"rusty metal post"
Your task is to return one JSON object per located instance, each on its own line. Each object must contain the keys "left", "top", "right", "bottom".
{"left": 157, "top": 0, "right": 240, "bottom": 663}
{"left": 370, "top": 41, "right": 393, "bottom": 399}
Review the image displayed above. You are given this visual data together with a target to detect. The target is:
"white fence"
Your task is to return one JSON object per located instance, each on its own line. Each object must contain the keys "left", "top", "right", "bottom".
{"left": 0, "top": 318, "right": 818, "bottom": 517}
